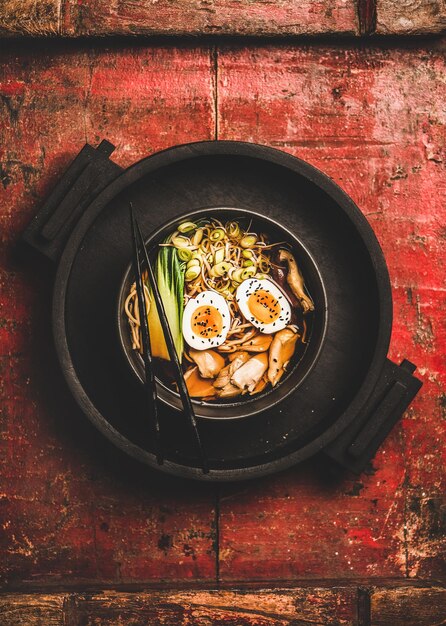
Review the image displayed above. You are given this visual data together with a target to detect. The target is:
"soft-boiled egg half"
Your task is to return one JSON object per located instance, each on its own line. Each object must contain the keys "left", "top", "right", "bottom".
{"left": 236, "top": 278, "right": 291, "bottom": 334}
{"left": 182, "top": 290, "right": 231, "bottom": 350}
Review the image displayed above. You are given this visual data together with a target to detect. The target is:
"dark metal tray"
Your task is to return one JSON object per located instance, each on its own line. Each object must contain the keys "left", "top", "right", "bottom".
{"left": 23, "top": 140, "right": 422, "bottom": 481}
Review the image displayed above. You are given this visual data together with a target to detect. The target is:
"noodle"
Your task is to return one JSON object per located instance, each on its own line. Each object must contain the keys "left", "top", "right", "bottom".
{"left": 125, "top": 276, "right": 151, "bottom": 352}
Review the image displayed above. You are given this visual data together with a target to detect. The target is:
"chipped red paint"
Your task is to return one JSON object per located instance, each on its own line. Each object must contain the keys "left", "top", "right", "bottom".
{"left": 0, "top": 43, "right": 217, "bottom": 588}
{"left": 0, "top": 38, "right": 445, "bottom": 591}
{"left": 216, "top": 42, "right": 446, "bottom": 581}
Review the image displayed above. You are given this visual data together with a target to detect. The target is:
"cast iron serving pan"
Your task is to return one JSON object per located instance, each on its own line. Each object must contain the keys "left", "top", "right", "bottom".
{"left": 23, "top": 140, "right": 422, "bottom": 481}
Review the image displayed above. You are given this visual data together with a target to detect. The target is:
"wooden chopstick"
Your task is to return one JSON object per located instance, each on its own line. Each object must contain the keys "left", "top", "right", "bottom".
{"left": 129, "top": 203, "right": 163, "bottom": 465}
{"left": 132, "top": 212, "right": 209, "bottom": 474}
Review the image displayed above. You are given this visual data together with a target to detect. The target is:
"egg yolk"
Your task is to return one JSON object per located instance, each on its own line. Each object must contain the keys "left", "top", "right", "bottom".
{"left": 191, "top": 305, "right": 223, "bottom": 339}
{"left": 248, "top": 289, "right": 281, "bottom": 324}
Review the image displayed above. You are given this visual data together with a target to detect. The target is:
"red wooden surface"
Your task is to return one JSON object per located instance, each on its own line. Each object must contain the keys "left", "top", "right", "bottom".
{"left": 0, "top": 44, "right": 217, "bottom": 588}
{"left": 217, "top": 43, "right": 446, "bottom": 581}
{"left": 0, "top": 38, "right": 445, "bottom": 595}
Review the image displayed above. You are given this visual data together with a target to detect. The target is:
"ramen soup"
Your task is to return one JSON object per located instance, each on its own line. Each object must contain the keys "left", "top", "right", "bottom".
{"left": 124, "top": 217, "right": 314, "bottom": 401}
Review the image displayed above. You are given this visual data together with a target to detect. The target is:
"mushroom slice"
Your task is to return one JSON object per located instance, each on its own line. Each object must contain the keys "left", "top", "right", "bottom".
{"left": 214, "top": 351, "right": 249, "bottom": 389}
{"left": 231, "top": 352, "right": 269, "bottom": 393}
{"left": 268, "top": 327, "right": 300, "bottom": 387}
{"left": 242, "top": 333, "right": 273, "bottom": 353}
{"left": 278, "top": 249, "right": 314, "bottom": 313}
{"left": 216, "top": 382, "right": 241, "bottom": 398}
{"left": 184, "top": 366, "right": 216, "bottom": 398}
{"left": 213, "top": 365, "right": 231, "bottom": 390}
{"left": 189, "top": 348, "right": 226, "bottom": 379}
{"left": 252, "top": 375, "right": 268, "bottom": 395}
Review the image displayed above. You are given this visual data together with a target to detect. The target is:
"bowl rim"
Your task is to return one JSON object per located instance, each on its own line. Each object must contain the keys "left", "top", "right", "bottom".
{"left": 117, "top": 205, "right": 328, "bottom": 421}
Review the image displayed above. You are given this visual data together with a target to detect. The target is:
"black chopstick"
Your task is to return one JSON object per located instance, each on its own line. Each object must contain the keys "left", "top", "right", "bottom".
{"left": 132, "top": 211, "right": 209, "bottom": 474}
{"left": 129, "top": 204, "right": 163, "bottom": 465}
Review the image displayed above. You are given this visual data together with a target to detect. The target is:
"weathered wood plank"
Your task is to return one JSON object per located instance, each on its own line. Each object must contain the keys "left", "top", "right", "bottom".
{"left": 67, "top": 588, "right": 360, "bottom": 625}
{"left": 370, "top": 585, "right": 446, "bottom": 626}
{"left": 0, "top": 0, "right": 60, "bottom": 37}
{"left": 0, "top": 0, "right": 359, "bottom": 38}
{"left": 376, "top": 0, "right": 446, "bottom": 35}
{"left": 217, "top": 43, "right": 446, "bottom": 581}
{"left": 2, "top": 586, "right": 446, "bottom": 625}
{"left": 62, "top": 0, "right": 359, "bottom": 37}
{"left": 2, "top": 0, "right": 446, "bottom": 37}
{"left": 0, "top": 594, "right": 65, "bottom": 626}
{"left": 0, "top": 588, "right": 360, "bottom": 625}
{"left": 0, "top": 43, "right": 217, "bottom": 588}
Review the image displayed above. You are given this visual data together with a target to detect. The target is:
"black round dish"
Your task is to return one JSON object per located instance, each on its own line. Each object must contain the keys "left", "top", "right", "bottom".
{"left": 117, "top": 207, "right": 327, "bottom": 420}
{"left": 42, "top": 140, "right": 402, "bottom": 480}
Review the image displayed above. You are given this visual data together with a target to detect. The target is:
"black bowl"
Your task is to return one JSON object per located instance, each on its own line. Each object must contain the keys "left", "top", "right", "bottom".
{"left": 117, "top": 207, "right": 327, "bottom": 420}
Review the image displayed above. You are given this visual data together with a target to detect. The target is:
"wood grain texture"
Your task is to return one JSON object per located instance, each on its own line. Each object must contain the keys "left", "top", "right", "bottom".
{"left": 376, "top": 0, "right": 446, "bottom": 34}
{"left": 0, "top": 0, "right": 60, "bottom": 36}
{"left": 2, "top": 0, "right": 446, "bottom": 37}
{"left": 67, "top": 588, "right": 359, "bottom": 625}
{"left": 62, "top": 0, "right": 359, "bottom": 37}
{"left": 0, "top": 588, "right": 359, "bottom": 625}
{"left": 0, "top": 0, "right": 359, "bottom": 38}
{"left": 2, "top": 586, "right": 446, "bottom": 625}
{"left": 0, "top": 42, "right": 217, "bottom": 589}
{"left": 0, "top": 594, "right": 65, "bottom": 625}
{"left": 217, "top": 42, "right": 446, "bottom": 582}
{"left": 370, "top": 585, "right": 446, "bottom": 626}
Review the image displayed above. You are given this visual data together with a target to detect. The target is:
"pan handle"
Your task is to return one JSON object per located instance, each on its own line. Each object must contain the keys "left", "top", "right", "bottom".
{"left": 22, "top": 140, "right": 123, "bottom": 262}
{"left": 324, "top": 359, "right": 422, "bottom": 473}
